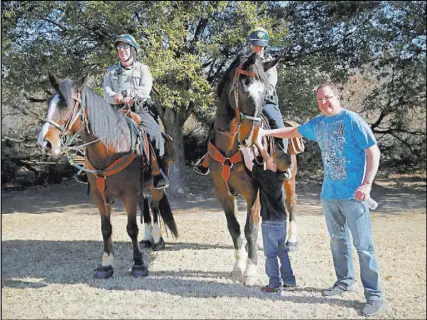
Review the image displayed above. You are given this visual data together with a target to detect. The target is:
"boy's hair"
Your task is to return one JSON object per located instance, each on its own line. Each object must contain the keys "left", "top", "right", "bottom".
{"left": 272, "top": 149, "right": 291, "bottom": 172}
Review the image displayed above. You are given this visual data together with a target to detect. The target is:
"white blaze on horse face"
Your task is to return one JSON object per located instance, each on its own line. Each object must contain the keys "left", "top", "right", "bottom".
{"left": 37, "top": 95, "right": 62, "bottom": 155}
{"left": 247, "top": 80, "right": 265, "bottom": 110}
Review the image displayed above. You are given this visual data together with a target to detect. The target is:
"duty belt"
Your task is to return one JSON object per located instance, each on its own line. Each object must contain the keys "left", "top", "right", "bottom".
{"left": 117, "top": 103, "right": 150, "bottom": 113}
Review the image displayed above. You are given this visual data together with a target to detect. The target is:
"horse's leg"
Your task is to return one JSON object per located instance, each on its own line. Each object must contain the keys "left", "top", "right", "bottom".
{"left": 149, "top": 189, "right": 165, "bottom": 251}
{"left": 215, "top": 189, "right": 245, "bottom": 282}
{"left": 139, "top": 196, "right": 153, "bottom": 248}
{"left": 242, "top": 189, "right": 261, "bottom": 286}
{"left": 124, "top": 196, "right": 148, "bottom": 277}
{"left": 91, "top": 191, "right": 114, "bottom": 279}
{"left": 283, "top": 154, "right": 298, "bottom": 251}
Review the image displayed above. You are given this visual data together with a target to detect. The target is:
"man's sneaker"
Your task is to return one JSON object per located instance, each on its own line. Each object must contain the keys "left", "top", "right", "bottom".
{"left": 362, "top": 300, "right": 384, "bottom": 316}
{"left": 322, "top": 283, "right": 355, "bottom": 296}
{"left": 153, "top": 170, "right": 169, "bottom": 189}
{"left": 283, "top": 283, "right": 297, "bottom": 291}
{"left": 74, "top": 171, "right": 88, "bottom": 184}
{"left": 261, "top": 285, "right": 283, "bottom": 293}
{"left": 193, "top": 158, "right": 210, "bottom": 176}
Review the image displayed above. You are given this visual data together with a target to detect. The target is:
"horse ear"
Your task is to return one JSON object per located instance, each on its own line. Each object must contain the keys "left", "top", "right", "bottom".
{"left": 263, "top": 57, "right": 281, "bottom": 72}
{"left": 243, "top": 52, "right": 258, "bottom": 68}
{"left": 48, "top": 72, "right": 61, "bottom": 91}
{"left": 76, "top": 74, "right": 90, "bottom": 91}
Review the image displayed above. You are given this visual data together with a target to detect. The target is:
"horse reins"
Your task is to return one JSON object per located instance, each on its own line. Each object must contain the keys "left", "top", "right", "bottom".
{"left": 209, "top": 62, "right": 262, "bottom": 196}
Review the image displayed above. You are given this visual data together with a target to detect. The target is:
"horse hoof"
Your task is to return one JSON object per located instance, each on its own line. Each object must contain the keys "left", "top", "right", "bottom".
{"left": 131, "top": 264, "right": 149, "bottom": 278}
{"left": 152, "top": 237, "right": 165, "bottom": 251}
{"left": 140, "top": 240, "right": 152, "bottom": 249}
{"left": 286, "top": 241, "right": 299, "bottom": 252}
{"left": 231, "top": 268, "right": 244, "bottom": 283}
{"left": 94, "top": 266, "right": 114, "bottom": 279}
{"left": 244, "top": 275, "right": 258, "bottom": 286}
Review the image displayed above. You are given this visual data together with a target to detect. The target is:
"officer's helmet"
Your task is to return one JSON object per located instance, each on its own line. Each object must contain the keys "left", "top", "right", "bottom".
{"left": 247, "top": 27, "right": 269, "bottom": 47}
{"left": 115, "top": 34, "right": 139, "bottom": 52}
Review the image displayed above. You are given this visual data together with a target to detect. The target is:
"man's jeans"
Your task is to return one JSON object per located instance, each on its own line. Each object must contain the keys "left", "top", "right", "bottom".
{"left": 261, "top": 220, "right": 296, "bottom": 288}
{"left": 321, "top": 199, "right": 382, "bottom": 301}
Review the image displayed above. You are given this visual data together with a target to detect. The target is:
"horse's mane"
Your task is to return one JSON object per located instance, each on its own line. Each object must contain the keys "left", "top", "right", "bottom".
{"left": 57, "top": 79, "right": 128, "bottom": 148}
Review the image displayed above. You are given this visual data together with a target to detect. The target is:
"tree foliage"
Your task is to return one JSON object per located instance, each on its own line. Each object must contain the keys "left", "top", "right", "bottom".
{"left": 1, "top": 1, "right": 426, "bottom": 189}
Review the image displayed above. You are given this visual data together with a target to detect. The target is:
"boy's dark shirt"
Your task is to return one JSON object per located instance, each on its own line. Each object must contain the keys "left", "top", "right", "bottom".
{"left": 251, "top": 162, "right": 286, "bottom": 221}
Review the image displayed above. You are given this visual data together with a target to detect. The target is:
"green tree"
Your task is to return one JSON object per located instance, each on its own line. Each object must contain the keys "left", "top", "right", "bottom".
{"left": 1, "top": 1, "right": 287, "bottom": 191}
{"left": 274, "top": 1, "right": 426, "bottom": 168}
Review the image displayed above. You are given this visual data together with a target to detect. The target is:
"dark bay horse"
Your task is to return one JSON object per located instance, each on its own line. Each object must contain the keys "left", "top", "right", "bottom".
{"left": 37, "top": 73, "right": 178, "bottom": 279}
{"left": 206, "top": 52, "right": 298, "bottom": 285}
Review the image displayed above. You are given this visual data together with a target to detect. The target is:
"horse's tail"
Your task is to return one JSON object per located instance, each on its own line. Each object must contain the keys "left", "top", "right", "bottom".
{"left": 158, "top": 193, "right": 179, "bottom": 238}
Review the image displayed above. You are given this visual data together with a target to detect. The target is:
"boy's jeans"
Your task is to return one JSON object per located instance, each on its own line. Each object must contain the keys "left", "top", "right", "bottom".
{"left": 261, "top": 220, "right": 296, "bottom": 288}
{"left": 321, "top": 199, "right": 382, "bottom": 301}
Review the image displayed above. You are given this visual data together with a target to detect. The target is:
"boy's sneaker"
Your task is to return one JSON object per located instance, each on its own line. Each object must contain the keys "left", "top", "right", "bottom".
{"left": 261, "top": 285, "right": 282, "bottom": 293}
{"left": 322, "top": 283, "right": 356, "bottom": 296}
{"left": 283, "top": 283, "right": 297, "bottom": 291}
{"left": 362, "top": 300, "right": 384, "bottom": 316}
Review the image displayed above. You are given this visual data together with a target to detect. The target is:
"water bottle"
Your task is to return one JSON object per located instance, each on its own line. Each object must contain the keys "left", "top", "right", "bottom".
{"left": 364, "top": 196, "right": 378, "bottom": 210}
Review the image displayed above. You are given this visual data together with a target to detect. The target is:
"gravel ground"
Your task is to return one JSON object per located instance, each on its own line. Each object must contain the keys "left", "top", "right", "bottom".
{"left": 1, "top": 171, "right": 426, "bottom": 319}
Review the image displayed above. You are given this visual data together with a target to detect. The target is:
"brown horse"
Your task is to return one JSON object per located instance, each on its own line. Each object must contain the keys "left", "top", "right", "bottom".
{"left": 37, "top": 73, "right": 178, "bottom": 279}
{"left": 206, "top": 53, "right": 298, "bottom": 285}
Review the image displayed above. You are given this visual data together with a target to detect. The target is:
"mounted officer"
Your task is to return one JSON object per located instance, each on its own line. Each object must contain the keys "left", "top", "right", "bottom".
{"left": 193, "top": 27, "right": 288, "bottom": 176}
{"left": 75, "top": 34, "right": 169, "bottom": 189}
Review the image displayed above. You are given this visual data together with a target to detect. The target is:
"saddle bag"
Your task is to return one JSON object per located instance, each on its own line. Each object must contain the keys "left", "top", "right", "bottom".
{"left": 284, "top": 120, "right": 305, "bottom": 155}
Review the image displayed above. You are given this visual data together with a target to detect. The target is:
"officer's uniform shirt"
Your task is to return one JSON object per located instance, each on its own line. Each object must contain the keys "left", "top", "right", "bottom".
{"left": 103, "top": 61, "right": 153, "bottom": 105}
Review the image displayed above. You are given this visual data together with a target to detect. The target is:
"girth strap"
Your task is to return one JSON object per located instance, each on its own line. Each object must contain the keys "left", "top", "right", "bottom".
{"left": 85, "top": 152, "right": 136, "bottom": 216}
{"left": 208, "top": 141, "right": 243, "bottom": 196}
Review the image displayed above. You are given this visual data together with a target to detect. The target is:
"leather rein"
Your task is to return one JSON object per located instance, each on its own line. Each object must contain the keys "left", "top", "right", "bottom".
{"left": 209, "top": 63, "right": 262, "bottom": 196}
{"left": 43, "top": 90, "right": 139, "bottom": 216}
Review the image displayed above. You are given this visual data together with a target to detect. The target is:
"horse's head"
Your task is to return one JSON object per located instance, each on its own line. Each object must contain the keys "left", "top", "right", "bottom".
{"left": 224, "top": 52, "right": 280, "bottom": 147}
{"left": 37, "top": 73, "right": 89, "bottom": 156}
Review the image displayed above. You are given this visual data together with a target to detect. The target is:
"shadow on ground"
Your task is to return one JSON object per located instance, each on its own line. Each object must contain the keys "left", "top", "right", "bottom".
{"left": 1, "top": 239, "right": 363, "bottom": 311}
{"left": 2, "top": 170, "right": 425, "bottom": 216}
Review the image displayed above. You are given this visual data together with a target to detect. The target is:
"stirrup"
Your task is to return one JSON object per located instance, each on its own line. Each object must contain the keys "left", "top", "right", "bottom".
{"left": 153, "top": 169, "right": 169, "bottom": 189}
{"left": 74, "top": 171, "right": 88, "bottom": 184}
{"left": 193, "top": 157, "right": 210, "bottom": 176}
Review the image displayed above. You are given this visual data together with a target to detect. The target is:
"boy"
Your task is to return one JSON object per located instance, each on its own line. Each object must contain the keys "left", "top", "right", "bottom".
{"left": 241, "top": 144, "right": 296, "bottom": 293}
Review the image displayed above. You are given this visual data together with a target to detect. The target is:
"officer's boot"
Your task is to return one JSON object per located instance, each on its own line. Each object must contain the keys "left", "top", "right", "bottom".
{"left": 193, "top": 153, "right": 210, "bottom": 175}
{"left": 150, "top": 151, "right": 169, "bottom": 190}
{"left": 276, "top": 140, "right": 292, "bottom": 180}
{"left": 74, "top": 170, "right": 88, "bottom": 184}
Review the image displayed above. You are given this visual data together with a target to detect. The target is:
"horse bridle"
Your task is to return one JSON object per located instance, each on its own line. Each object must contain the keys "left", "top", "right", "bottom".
{"left": 43, "top": 92, "right": 86, "bottom": 141}
{"left": 227, "top": 62, "right": 263, "bottom": 141}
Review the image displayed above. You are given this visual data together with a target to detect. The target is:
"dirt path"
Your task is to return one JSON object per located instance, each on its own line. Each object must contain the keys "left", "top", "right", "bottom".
{"left": 1, "top": 171, "right": 426, "bottom": 319}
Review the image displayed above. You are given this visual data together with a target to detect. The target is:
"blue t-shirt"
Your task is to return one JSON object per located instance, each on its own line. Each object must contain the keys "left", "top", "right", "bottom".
{"left": 298, "top": 109, "right": 376, "bottom": 200}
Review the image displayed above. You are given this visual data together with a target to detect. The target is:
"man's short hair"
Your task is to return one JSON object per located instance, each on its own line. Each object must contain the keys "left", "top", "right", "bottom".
{"left": 316, "top": 83, "right": 340, "bottom": 96}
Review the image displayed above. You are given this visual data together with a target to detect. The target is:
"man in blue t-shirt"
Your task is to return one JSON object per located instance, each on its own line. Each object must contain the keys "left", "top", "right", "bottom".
{"left": 257, "top": 83, "right": 383, "bottom": 316}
